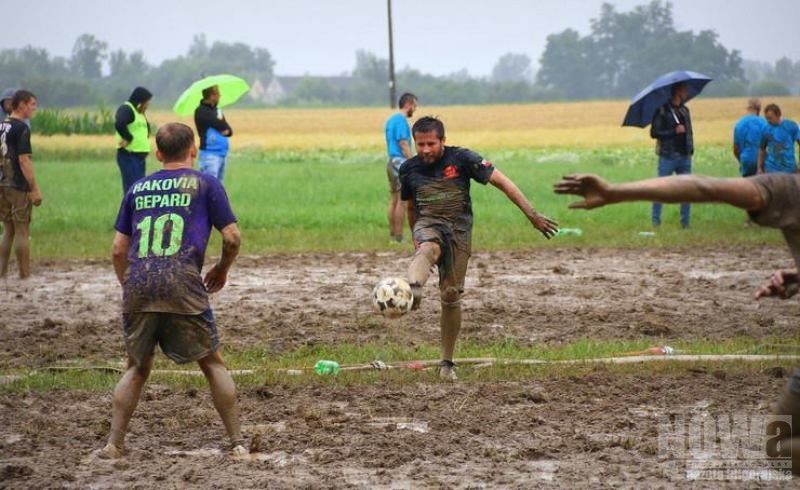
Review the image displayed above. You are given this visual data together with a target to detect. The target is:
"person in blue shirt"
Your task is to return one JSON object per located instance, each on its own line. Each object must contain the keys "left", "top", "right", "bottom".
{"left": 759, "top": 103, "right": 800, "bottom": 174}
{"left": 384, "top": 92, "right": 417, "bottom": 243}
{"left": 733, "top": 98, "right": 767, "bottom": 177}
{"left": 194, "top": 85, "right": 233, "bottom": 181}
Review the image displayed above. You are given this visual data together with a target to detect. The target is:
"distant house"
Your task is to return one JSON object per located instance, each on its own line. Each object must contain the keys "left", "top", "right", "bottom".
{"left": 251, "top": 75, "right": 356, "bottom": 104}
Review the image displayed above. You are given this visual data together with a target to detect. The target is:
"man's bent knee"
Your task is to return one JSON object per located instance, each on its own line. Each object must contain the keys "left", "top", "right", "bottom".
{"left": 440, "top": 286, "right": 462, "bottom": 306}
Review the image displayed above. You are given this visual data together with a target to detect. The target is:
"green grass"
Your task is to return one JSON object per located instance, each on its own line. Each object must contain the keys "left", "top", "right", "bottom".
{"left": 3, "top": 336, "right": 798, "bottom": 393}
{"left": 24, "top": 145, "right": 783, "bottom": 259}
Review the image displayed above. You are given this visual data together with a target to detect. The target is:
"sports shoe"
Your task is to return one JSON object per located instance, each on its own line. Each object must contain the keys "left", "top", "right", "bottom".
{"left": 438, "top": 360, "right": 457, "bottom": 381}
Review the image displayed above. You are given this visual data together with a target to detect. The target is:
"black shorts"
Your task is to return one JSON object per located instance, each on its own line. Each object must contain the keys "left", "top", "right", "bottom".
{"left": 122, "top": 310, "right": 219, "bottom": 366}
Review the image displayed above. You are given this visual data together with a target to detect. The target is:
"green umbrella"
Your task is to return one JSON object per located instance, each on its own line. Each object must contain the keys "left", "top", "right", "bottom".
{"left": 172, "top": 74, "right": 250, "bottom": 116}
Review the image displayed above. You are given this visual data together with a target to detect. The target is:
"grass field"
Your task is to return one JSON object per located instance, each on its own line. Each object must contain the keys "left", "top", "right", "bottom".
{"left": 31, "top": 145, "right": 782, "bottom": 258}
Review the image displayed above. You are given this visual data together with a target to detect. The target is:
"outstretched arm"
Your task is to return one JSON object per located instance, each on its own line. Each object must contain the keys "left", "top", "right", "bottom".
{"left": 554, "top": 174, "right": 765, "bottom": 211}
{"left": 490, "top": 169, "right": 558, "bottom": 239}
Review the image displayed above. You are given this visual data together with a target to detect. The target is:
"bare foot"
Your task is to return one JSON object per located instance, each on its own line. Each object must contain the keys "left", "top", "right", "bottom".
{"left": 231, "top": 444, "right": 249, "bottom": 458}
{"left": 94, "top": 443, "right": 123, "bottom": 460}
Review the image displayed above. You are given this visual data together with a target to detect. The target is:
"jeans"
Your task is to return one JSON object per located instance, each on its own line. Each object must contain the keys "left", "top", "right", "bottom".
{"left": 117, "top": 150, "right": 146, "bottom": 194}
{"left": 198, "top": 151, "right": 228, "bottom": 181}
{"left": 652, "top": 155, "right": 692, "bottom": 227}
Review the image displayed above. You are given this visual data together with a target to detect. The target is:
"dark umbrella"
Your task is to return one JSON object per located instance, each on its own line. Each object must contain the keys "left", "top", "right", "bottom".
{"left": 622, "top": 70, "right": 712, "bottom": 128}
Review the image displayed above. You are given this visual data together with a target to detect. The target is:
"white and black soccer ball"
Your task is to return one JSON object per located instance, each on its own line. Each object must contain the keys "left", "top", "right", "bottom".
{"left": 372, "top": 277, "right": 414, "bottom": 318}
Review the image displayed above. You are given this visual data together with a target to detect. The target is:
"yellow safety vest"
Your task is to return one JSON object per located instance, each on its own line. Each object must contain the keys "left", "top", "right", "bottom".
{"left": 116, "top": 101, "right": 150, "bottom": 153}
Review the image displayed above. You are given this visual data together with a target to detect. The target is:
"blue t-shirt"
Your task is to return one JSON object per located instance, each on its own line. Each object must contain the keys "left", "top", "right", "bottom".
{"left": 114, "top": 168, "right": 237, "bottom": 314}
{"left": 733, "top": 114, "right": 767, "bottom": 175}
{"left": 762, "top": 119, "right": 800, "bottom": 174}
{"left": 385, "top": 112, "right": 411, "bottom": 159}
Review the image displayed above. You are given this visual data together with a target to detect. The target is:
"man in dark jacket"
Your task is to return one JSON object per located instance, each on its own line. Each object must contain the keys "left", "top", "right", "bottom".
{"left": 194, "top": 85, "right": 232, "bottom": 181}
{"left": 115, "top": 87, "right": 152, "bottom": 194}
{"left": 650, "top": 82, "right": 693, "bottom": 228}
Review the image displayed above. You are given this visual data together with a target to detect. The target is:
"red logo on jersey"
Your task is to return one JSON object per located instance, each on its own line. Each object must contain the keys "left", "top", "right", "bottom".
{"left": 443, "top": 165, "right": 459, "bottom": 179}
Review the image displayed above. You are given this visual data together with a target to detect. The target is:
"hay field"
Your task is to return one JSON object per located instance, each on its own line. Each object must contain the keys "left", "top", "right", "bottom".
{"left": 33, "top": 97, "right": 800, "bottom": 154}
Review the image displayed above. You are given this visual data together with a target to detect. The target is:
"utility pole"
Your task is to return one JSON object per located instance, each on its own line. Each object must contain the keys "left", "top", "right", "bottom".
{"left": 387, "top": 0, "right": 397, "bottom": 108}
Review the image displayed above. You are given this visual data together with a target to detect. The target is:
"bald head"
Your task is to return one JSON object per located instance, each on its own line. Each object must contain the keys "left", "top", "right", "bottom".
{"left": 156, "top": 123, "right": 196, "bottom": 163}
{"left": 747, "top": 98, "right": 761, "bottom": 115}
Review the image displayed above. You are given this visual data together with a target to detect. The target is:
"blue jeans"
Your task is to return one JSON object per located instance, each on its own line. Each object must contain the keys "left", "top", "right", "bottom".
{"left": 198, "top": 151, "right": 228, "bottom": 181}
{"left": 652, "top": 155, "right": 692, "bottom": 227}
{"left": 117, "top": 150, "right": 146, "bottom": 194}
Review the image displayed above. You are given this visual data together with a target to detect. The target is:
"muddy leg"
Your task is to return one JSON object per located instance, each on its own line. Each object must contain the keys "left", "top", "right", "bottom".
{"left": 197, "top": 351, "right": 245, "bottom": 450}
{"left": 104, "top": 355, "right": 153, "bottom": 457}
{"left": 13, "top": 220, "right": 30, "bottom": 279}
{"left": 0, "top": 221, "right": 14, "bottom": 277}
{"left": 408, "top": 241, "right": 440, "bottom": 308}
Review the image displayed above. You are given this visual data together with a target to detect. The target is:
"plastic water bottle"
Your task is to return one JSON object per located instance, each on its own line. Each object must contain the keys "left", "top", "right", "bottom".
{"left": 314, "top": 360, "right": 340, "bottom": 376}
{"left": 556, "top": 228, "right": 583, "bottom": 237}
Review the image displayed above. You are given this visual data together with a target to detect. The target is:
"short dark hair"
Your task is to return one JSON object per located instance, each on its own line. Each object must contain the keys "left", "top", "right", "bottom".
{"left": 412, "top": 116, "right": 445, "bottom": 140}
{"left": 398, "top": 92, "right": 417, "bottom": 109}
{"left": 201, "top": 85, "right": 218, "bottom": 100}
{"left": 156, "top": 123, "right": 195, "bottom": 162}
{"left": 764, "top": 103, "right": 781, "bottom": 117}
{"left": 11, "top": 90, "right": 36, "bottom": 110}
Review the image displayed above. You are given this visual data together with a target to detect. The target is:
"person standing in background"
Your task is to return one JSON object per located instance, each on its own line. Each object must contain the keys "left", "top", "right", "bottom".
{"left": 650, "top": 82, "right": 693, "bottom": 229}
{"left": 733, "top": 98, "right": 767, "bottom": 177}
{"left": 759, "top": 104, "right": 800, "bottom": 174}
{"left": 194, "top": 85, "right": 232, "bottom": 181}
{"left": 115, "top": 87, "right": 153, "bottom": 194}
{"left": 0, "top": 88, "right": 16, "bottom": 119}
{"left": 384, "top": 92, "right": 417, "bottom": 243}
{"left": 0, "top": 90, "right": 40, "bottom": 279}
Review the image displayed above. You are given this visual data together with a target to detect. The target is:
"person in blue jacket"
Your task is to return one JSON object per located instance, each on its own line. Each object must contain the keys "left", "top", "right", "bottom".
{"left": 194, "top": 85, "right": 233, "bottom": 181}
{"left": 733, "top": 98, "right": 767, "bottom": 177}
{"left": 759, "top": 103, "right": 800, "bottom": 174}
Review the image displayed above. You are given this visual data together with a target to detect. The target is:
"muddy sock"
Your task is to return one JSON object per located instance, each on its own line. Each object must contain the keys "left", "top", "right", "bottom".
{"left": 440, "top": 296, "right": 462, "bottom": 362}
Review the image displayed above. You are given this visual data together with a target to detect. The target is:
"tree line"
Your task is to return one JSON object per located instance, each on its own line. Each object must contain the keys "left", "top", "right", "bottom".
{"left": 0, "top": 1, "right": 796, "bottom": 108}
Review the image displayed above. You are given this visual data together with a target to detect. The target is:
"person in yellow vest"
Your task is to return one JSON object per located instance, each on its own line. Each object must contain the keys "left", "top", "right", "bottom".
{"left": 115, "top": 87, "right": 152, "bottom": 193}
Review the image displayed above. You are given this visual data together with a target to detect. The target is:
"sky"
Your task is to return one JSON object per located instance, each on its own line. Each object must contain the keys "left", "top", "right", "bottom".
{"left": 5, "top": 0, "right": 799, "bottom": 77}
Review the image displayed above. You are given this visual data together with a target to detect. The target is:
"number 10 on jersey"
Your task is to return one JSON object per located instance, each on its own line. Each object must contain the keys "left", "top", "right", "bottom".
{"left": 136, "top": 213, "right": 185, "bottom": 258}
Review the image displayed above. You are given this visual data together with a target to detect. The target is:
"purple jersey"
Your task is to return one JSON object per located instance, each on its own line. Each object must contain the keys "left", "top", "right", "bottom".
{"left": 114, "top": 168, "right": 237, "bottom": 314}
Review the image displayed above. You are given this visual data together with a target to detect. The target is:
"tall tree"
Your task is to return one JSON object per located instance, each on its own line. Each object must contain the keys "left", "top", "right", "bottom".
{"left": 70, "top": 34, "right": 108, "bottom": 79}
{"left": 491, "top": 53, "right": 532, "bottom": 83}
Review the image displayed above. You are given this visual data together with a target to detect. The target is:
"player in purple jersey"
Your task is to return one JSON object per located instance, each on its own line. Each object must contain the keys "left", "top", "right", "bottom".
{"left": 97, "top": 123, "right": 246, "bottom": 459}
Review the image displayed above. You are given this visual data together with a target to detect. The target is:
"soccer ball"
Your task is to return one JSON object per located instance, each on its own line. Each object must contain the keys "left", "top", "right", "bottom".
{"left": 372, "top": 277, "right": 414, "bottom": 318}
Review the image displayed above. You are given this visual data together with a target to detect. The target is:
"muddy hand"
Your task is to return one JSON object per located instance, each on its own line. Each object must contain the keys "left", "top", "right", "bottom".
{"left": 755, "top": 270, "right": 800, "bottom": 300}
{"left": 553, "top": 174, "right": 611, "bottom": 210}
{"left": 204, "top": 264, "right": 229, "bottom": 293}
{"left": 531, "top": 213, "right": 559, "bottom": 239}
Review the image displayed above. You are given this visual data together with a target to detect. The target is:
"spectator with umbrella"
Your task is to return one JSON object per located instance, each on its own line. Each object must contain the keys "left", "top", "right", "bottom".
{"left": 623, "top": 71, "right": 712, "bottom": 229}
{"left": 173, "top": 74, "right": 250, "bottom": 183}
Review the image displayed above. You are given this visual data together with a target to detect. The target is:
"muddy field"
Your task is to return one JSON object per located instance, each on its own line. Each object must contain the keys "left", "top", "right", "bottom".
{"left": 1, "top": 247, "right": 800, "bottom": 488}
{"left": 0, "top": 371, "right": 795, "bottom": 488}
{"left": 1, "top": 247, "right": 798, "bottom": 368}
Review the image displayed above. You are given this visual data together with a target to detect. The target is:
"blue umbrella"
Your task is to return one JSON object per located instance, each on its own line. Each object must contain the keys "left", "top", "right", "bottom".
{"left": 622, "top": 71, "right": 712, "bottom": 128}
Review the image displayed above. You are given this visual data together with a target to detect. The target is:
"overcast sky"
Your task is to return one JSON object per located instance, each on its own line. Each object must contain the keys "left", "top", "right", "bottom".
{"left": 6, "top": 0, "right": 798, "bottom": 76}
